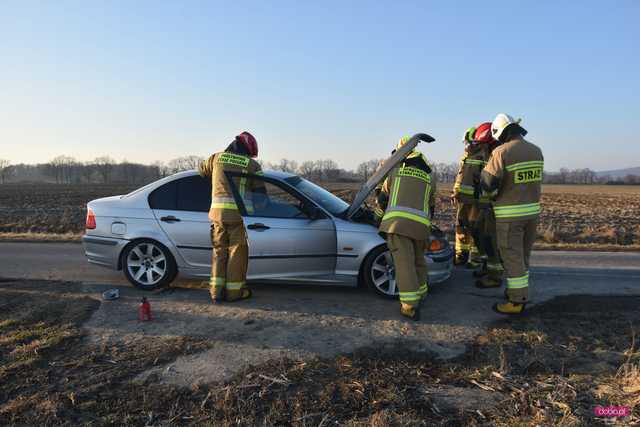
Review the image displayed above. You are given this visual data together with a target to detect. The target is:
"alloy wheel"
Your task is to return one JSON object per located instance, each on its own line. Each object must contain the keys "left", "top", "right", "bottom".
{"left": 370, "top": 250, "right": 398, "bottom": 296}
{"left": 126, "top": 242, "right": 167, "bottom": 287}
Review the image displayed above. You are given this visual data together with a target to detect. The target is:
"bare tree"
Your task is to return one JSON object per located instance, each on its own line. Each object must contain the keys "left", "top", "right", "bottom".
{"left": 432, "top": 162, "right": 458, "bottom": 183}
{"left": 93, "top": 156, "right": 116, "bottom": 183}
{"left": 274, "top": 158, "right": 298, "bottom": 173}
{"left": 46, "top": 155, "right": 76, "bottom": 183}
{"left": 298, "top": 161, "right": 317, "bottom": 178}
{"left": 167, "top": 155, "right": 204, "bottom": 174}
{"left": 0, "top": 159, "right": 11, "bottom": 184}
{"left": 356, "top": 159, "right": 382, "bottom": 181}
{"left": 121, "top": 160, "right": 144, "bottom": 185}
{"left": 317, "top": 159, "right": 340, "bottom": 181}
{"left": 81, "top": 161, "right": 95, "bottom": 183}
{"left": 151, "top": 161, "right": 170, "bottom": 178}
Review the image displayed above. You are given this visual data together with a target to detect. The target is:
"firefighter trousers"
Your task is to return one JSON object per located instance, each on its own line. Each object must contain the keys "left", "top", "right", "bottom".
{"left": 496, "top": 218, "right": 538, "bottom": 303}
{"left": 210, "top": 221, "right": 249, "bottom": 301}
{"left": 477, "top": 208, "right": 503, "bottom": 278}
{"left": 467, "top": 203, "right": 485, "bottom": 261}
{"left": 387, "top": 233, "right": 428, "bottom": 307}
{"left": 455, "top": 203, "right": 473, "bottom": 258}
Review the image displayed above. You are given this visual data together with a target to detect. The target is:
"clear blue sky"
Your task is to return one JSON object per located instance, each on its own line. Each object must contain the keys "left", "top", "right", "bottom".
{"left": 1, "top": 0, "right": 638, "bottom": 171}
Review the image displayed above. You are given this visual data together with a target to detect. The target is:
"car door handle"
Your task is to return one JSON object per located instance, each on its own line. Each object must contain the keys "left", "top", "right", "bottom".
{"left": 160, "top": 216, "right": 181, "bottom": 223}
{"left": 247, "top": 223, "right": 270, "bottom": 230}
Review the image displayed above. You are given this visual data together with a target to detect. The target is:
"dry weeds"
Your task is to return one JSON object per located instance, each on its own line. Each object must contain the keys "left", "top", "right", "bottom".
{"left": 1, "top": 279, "right": 638, "bottom": 425}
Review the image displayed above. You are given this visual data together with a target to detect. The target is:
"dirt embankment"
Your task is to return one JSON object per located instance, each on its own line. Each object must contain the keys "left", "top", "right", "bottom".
{"left": 1, "top": 279, "right": 638, "bottom": 425}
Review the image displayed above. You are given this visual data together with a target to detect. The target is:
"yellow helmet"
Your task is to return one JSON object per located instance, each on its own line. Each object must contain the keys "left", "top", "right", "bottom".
{"left": 396, "top": 135, "right": 421, "bottom": 158}
{"left": 463, "top": 127, "right": 476, "bottom": 144}
{"left": 396, "top": 135, "right": 411, "bottom": 150}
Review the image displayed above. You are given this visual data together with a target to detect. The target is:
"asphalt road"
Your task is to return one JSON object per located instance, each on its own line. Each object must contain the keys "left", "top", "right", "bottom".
{"left": 1, "top": 242, "right": 638, "bottom": 291}
{"left": 1, "top": 242, "right": 639, "bottom": 385}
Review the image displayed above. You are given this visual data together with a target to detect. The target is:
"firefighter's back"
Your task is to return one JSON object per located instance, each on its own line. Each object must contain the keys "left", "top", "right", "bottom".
{"left": 492, "top": 139, "right": 544, "bottom": 222}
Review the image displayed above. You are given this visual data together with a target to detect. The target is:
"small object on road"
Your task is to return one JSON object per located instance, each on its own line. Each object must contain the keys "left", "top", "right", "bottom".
{"left": 244, "top": 319, "right": 255, "bottom": 325}
{"left": 102, "top": 289, "right": 120, "bottom": 301}
{"left": 139, "top": 297, "right": 152, "bottom": 321}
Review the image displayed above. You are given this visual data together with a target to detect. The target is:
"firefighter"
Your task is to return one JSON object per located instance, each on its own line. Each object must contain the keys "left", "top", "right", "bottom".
{"left": 452, "top": 127, "right": 484, "bottom": 268}
{"left": 481, "top": 114, "right": 543, "bottom": 314}
{"left": 198, "top": 132, "right": 264, "bottom": 303}
{"left": 472, "top": 123, "right": 505, "bottom": 287}
{"left": 376, "top": 136, "right": 436, "bottom": 320}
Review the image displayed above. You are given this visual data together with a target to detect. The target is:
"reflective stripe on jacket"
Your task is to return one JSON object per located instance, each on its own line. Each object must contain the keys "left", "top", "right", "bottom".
{"left": 481, "top": 138, "right": 544, "bottom": 222}
{"left": 378, "top": 152, "right": 435, "bottom": 239}
{"left": 452, "top": 145, "right": 489, "bottom": 204}
{"left": 198, "top": 152, "right": 263, "bottom": 223}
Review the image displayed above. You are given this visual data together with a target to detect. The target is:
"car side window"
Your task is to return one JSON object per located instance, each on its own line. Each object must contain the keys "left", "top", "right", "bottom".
{"left": 148, "top": 181, "right": 177, "bottom": 210}
{"left": 176, "top": 175, "right": 211, "bottom": 212}
{"left": 228, "top": 174, "right": 309, "bottom": 219}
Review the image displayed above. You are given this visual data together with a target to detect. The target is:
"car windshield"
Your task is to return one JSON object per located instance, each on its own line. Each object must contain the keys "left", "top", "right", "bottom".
{"left": 284, "top": 176, "right": 349, "bottom": 215}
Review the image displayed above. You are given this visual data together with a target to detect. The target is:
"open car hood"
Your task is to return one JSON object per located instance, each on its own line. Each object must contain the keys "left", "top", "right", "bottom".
{"left": 345, "top": 133, "right": 435, "bottom": 219}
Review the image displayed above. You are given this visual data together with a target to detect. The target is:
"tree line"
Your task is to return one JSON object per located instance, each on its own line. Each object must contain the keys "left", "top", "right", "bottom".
{"left": 0, "top": 156, "right": 461, "bottom": 185}
{"left": 0, "top": 157, "right": 637, "bottom": 186}
{"left": 543, "top": 168, "right": 640, "bottom": 185}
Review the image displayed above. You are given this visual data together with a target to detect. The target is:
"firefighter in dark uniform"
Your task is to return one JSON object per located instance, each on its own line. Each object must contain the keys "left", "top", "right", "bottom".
{"left": 481, "top": 114, "right": 544, "bottom": 314}
{"left": 198, "top": 132, "right": 265, "bottom": 303}
{"left": 472, "top": 123, "right": 505, "bottom": 287}
{"left": 375, "top": 136, "right": 436, "bottom": 320}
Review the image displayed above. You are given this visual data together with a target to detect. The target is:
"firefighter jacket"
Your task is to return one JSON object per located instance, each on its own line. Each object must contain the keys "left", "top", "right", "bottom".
{"left": 480, "top": 137, "right": 544, "bottom": 222}
{"left": 453, "top": 144, "right": 490, "bottom": 204}
{"left": 376, "top": 152, "right": 436, "bottom": 239}
{"left": 198, "top": 152, "right": 264, "bottom": 223}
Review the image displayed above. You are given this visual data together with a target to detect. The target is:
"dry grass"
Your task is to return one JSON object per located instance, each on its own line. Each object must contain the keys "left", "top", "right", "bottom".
{"left": 326, "top": 182, "right": 640, "bottom": 249}
{"left": 1, "top": 279, "right": 639, "bottom": 425}
{"left": 0, "top": 232, "right": 82, "bottom": 242}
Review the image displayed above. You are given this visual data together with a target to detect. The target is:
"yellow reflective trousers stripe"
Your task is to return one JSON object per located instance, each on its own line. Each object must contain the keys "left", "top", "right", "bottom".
{"left": 211, "top": 202, "right": 238, "bottom": 210}
{"left": 507, "top": 273, "right": 529, "bottom": 289}
{"left": 454, "top": 184, "right": 475, "bottom": 195}
{"left": 399, "top": 291, "right": 420, "bottom": 302}
{"left": 225, "top": 281, "right": 245, "bottom": 290}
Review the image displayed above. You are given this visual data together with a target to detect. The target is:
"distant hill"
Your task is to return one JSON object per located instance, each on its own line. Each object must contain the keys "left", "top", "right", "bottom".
{"left": 596, "top": 167, "right": 640, "bottom": 178}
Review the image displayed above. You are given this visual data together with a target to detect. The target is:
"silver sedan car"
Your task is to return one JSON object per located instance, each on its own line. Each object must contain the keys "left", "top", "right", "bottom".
{"left": 83, "top": 160, "right": 453, "bottom": 299}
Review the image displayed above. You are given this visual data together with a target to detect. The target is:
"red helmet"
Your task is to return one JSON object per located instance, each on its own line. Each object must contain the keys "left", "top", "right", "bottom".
{"left": 236, "top": 131, "right": 258, "bottom": 157}
{"left": 474, "top": 122, "right": 494, "bottom": 144}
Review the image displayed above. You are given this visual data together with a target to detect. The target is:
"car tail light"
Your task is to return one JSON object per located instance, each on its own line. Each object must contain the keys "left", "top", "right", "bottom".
{"left": 429, "top": 239, "right": 443, "bottom": 252}
{"left": 86, "top": 208, "right": 96, "bottom": 229}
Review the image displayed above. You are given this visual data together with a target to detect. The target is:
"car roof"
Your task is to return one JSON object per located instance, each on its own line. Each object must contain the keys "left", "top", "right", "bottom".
{"left": 177, "top": 169, "right": 297, "bottom": 180}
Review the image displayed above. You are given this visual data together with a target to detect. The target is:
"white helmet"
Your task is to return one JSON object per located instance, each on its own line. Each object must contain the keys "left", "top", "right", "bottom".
{"left": 491, "top": 113, "right": 521, "bottom": 141}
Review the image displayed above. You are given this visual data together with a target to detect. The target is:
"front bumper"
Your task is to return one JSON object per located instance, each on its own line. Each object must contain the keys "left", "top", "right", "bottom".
{"left": 426, "top": 245, "right": 454, "bottom": 284}
{"left": 82, "top": 235, "right": 129, "bottom": 270}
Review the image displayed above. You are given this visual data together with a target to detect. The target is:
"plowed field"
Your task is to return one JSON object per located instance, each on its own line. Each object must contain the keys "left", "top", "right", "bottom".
{"left": 1, "top": 183, "right": 639, "bottom": 248}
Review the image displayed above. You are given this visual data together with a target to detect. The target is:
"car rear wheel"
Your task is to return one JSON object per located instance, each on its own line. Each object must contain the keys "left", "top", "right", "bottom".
{"left": 362, "top": 245, "right": 398, "bottom": 299}
{"left": 122, "top": 239, "right": 177, "bottom": 290}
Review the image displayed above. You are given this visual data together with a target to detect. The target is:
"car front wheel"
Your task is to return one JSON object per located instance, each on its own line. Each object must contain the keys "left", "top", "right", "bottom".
{"left": 362, "top": 245, "right": 398, "bottom": 299}
{"left": 122, "top": 239, "right": 177, "bottom": 290}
